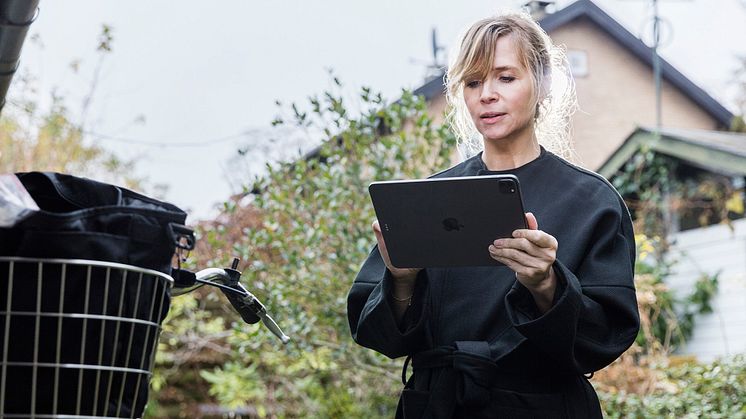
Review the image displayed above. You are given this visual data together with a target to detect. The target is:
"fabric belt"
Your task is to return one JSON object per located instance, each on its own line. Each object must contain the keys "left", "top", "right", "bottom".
{"left": 406, "top": 341, "right": 563, "bottom": 419}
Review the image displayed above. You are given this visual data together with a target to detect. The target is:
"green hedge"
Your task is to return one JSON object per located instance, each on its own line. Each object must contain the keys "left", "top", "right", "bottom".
{"left": 599, "top": 356, "right": 746, "bottom": 418}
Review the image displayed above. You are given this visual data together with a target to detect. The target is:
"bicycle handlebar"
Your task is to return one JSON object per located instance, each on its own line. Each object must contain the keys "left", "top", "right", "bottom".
{"left": 172, "top": 260, "right": 290, "bottom": 344}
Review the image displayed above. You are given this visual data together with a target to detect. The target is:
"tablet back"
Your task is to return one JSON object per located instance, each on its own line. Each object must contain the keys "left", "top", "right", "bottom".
{"left": 368, "top": 175, "right": 526, "bottom": 268}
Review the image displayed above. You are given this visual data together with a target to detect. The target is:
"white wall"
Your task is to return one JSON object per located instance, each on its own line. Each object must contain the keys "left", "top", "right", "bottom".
{"left": 666, "top": 218, "right": 746, "bottom": 362}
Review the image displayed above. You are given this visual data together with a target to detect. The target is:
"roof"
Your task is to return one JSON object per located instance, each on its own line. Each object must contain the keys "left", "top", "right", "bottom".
{"left": 413, "top": 74, "right": 445, "bottom": 102}
{"left": 412, "top": 0, "right": 733, "bottom": 127}
{"left": 598, "top": 126, "right": 746, "bottom": 178}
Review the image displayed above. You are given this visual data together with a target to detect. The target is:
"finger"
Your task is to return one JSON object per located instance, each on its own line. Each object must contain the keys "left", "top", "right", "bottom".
{"left": 493, "top": 237, "right": 545, "bottom": 258}
{"left": 489, "top": 246, "right": 549, "bottom": 279}
{"left": 488, "top": 246, "right": 543, "bottom": 270}
{"left": 511, "top": 229, "right": 558, "bottom": 249}
{"left": 525, "top": 212, "right": 539, "bottom": 230}
{"left": 488, "top": 244, "right": 521, "bottom": 266}
{"left": 496, "top": 237, "right": 557, "bottom": 270}
{"left": 490, "top": 252, "right": 522, "bottom": 272}
{"left": 489, "top": 249, "right": 542, "bottom": 278}
{"left": 372, "top": 221, "right": 419, "bottom": 274}
{"left": 372, "top": 221, "right": 391, "bottom": 261}
{"left": 372, "top": 221, "right": 383, "bottom": 244}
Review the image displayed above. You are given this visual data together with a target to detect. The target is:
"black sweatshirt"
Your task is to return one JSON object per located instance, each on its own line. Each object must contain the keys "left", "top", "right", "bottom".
{"left": 347, "top": 148, "right": 640, "bottom": 418}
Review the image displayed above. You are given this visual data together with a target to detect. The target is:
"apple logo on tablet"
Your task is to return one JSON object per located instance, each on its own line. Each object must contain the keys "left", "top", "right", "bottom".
{"left": 442, "top": 217, "right": 464, "bottom": 232}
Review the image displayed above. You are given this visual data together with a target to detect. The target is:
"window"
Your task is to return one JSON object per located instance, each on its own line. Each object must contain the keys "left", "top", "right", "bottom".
{"left": 567, "top": 50, "right": 588, "bottom": 78}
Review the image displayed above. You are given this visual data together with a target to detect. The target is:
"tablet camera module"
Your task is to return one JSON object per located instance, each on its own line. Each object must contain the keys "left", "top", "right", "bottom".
{"left": 499, "top": 179, "right": 517, "bottom": 194}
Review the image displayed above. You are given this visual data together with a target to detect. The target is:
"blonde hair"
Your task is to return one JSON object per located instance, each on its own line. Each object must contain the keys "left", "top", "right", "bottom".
{"left": 445, "top": 11, "right": 577, "bottom": 160}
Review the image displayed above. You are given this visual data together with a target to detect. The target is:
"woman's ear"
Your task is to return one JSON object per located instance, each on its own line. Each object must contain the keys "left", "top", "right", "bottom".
{"left": 538, "top": 73, "right": 551, "bottom": 102}
{"left": 534, "top": 73, "right": 550, "bottom": 120}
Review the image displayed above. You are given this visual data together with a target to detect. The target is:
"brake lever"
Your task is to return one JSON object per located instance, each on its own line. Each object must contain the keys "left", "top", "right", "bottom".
{"left": 219, "top": 259, "right": 290, "bottom": 344}
{"left": 225, "top": 282, "right": 290, "bottom": 344}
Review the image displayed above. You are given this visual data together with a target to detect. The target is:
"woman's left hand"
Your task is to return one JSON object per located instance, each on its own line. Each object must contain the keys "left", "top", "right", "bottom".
{"left": 488, "top": 212, "right": 558, "bottom": 312}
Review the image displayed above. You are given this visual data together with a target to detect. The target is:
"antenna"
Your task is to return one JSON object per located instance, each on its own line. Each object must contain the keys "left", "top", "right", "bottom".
{"left": 619, "top": 0, "right": 691, "bottom": 137}
{"left": 651, "top": 0, "right": 663, "bottom": 135}
{"left": 427, "top": 27, "right": 446, "bottom": 79}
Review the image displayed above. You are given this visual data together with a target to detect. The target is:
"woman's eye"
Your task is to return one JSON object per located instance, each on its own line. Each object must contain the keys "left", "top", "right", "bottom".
{"left": 500, "top": 76, "right": 516, "bottom": 83}
{"left": 466, "top": 80, "right": 482, "bottom": 88}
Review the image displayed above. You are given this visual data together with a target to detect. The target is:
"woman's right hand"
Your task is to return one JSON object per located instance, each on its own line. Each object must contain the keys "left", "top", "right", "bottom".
{"left": 372, "top": 220, "right": 421, "bottom": 283}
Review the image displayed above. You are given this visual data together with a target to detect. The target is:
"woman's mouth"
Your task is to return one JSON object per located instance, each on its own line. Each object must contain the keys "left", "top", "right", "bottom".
{"left": 480, "top": 112, "right": 506, "bottom": 124}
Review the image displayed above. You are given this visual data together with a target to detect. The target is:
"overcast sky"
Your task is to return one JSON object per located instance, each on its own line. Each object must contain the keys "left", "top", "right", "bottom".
{"left": 9, "top": 0, "right": 746, "bottom": 221}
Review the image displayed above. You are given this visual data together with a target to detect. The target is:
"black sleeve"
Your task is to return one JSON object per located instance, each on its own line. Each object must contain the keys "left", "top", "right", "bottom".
{"left": 346, "top": 245, "right": 430, "bottom": 359}
{"left": 504, "top": 197, "right": 640, "bottom": 373}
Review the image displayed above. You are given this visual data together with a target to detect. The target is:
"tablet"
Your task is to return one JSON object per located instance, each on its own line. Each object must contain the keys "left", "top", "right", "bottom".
{"left": 368, "top": 174, "right": 527, "bottom": 268}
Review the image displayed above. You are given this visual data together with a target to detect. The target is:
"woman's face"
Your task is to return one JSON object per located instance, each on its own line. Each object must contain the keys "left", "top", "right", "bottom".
{"left": 463, "top": 35, "right": 536, "bottom": 145}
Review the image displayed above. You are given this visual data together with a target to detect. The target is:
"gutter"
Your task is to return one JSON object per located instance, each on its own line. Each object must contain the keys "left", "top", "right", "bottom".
{"left": 0, "top": 0, "right": 40, "bottom": 115}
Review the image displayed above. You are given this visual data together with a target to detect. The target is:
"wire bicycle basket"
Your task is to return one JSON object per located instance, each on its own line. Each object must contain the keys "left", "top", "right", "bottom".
{"left": 0, "top": 172, "right": 290, "bottom": 417}
{"left": 0, "top": 256, "right": 173, "bottom": 418}
{"left": 0, "top": 256, "right": 290, "bottom": 418}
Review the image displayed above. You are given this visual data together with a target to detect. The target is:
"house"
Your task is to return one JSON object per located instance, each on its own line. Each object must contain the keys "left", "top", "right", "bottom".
{"left": 599, "top": 127, "right": 746, "bottom": 361}
{"left": 412, "top": 0, "right": 744, "bottom": 361}
{"left": 414, "top": 0, "right": 734, "bottom": 170}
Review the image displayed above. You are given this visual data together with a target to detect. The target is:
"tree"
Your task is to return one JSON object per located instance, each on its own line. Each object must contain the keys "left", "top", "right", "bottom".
{"left": 155, "top": 76, "right": 746, "bottom": 417}
{"left": 595, "top": 150, "right": 744, "bottom": 417}
{"left": 731, "top": 54, "right": 746, "bottom": 133}
{"left": 0, "top": 25, "right": 145, "bottom": 191}
{"left": 153, "top": 82, "right": 456, "bottom": 417}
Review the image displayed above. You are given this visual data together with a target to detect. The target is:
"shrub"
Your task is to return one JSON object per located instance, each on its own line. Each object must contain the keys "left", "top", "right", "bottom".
{"left": 599, "top": 355, "right": 746, "bottom": 419}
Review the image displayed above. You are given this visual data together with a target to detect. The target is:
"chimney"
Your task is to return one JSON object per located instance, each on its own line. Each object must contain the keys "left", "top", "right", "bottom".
{"left": 523, "top": 0, "right": 555, "bottom": 20}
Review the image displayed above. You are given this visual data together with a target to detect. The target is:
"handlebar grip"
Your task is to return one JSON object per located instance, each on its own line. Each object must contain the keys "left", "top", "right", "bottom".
{"left": 172, "top": 268, "right": 197, "bottom": 288}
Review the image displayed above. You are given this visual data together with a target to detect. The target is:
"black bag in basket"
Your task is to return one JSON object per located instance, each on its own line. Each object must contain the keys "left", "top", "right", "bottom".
{"left": 1, "top": 171, "right": 194, "bottom": 273}
{"left": 0, "top": 172, "right": 195, "bottom": 417}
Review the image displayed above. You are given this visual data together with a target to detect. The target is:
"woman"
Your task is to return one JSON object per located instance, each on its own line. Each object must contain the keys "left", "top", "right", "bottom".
{"left": 347, "top": 11, "right": 639, "bottom": 419}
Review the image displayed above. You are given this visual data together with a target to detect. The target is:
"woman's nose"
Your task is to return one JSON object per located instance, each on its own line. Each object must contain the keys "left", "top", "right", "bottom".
{"left": 480, "top": 79, "right": 499, "bottom": 103}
